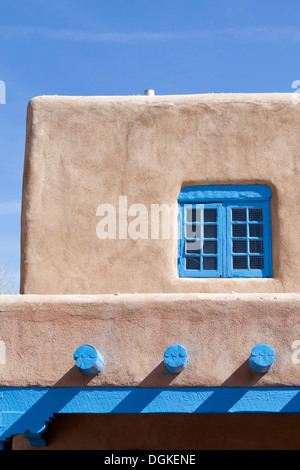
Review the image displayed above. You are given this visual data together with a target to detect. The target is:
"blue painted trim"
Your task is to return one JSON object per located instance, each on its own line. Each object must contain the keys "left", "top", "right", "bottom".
{"left": 178, "top": 203, "right": 223, "bottom": 278}
{"left": 178, "top": 185, "right": 273, "bottom": 279}
{"left": 225, "top": 201, "right": 272, "bottom": 278}
{"left": 178, "top": 185, "right": 272, "bottom": 203}
{"left": 1, "top": 386, "right": 300, "bottom": 446}
{"left": 25, "top": 425, "right": 48, "bottom": 446}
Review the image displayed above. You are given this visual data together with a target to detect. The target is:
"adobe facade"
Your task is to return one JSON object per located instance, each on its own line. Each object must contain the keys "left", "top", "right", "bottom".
{"left": 20, "top": 93, "right": 300, "bottom": 295}
{"left": 1, "top": 93, "right": 300, "bottom": 449}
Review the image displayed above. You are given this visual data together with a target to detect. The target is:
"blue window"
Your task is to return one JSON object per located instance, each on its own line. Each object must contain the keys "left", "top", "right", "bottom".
{"left": 178, "top": 185, "right": 272, "bottom": 278}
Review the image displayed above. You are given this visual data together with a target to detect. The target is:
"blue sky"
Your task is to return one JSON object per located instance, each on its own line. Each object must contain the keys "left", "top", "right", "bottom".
{"left": 0, "top": 0, "right": 300, "bottom": 292}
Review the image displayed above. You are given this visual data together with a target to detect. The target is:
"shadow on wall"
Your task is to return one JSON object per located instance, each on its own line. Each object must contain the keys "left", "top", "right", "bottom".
{"left": 221, "top": 359, "right": 264, "bottom": 387}
{"left": 50, "top": 353, "right": 265, "bottom": 388}
{"left": 1, "top": 357, "right": 268, "bottom": 448}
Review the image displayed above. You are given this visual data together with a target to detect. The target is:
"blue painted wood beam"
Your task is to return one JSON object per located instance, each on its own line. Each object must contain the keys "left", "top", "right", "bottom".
{"left": 164, "top": 344, "right": 188, "bottom": 373}
{"left": 73, "top": 344, "right": 104, "bottom": 375}
{"left": 178, "top": 184, "right": 272, "bottom": 203}
{"left": 249, "top": 343, "right": 276, "bottom": 373}
{"left": 24, "top": 425, "right": 48, "bottom": 447}
{"left": 1, "top": 387, "right": 300, "bottom": 447}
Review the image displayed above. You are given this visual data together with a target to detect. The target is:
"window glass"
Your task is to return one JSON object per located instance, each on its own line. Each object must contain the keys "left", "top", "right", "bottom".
{"left": 178, "top": 185, "right": 272, "bottom": 278}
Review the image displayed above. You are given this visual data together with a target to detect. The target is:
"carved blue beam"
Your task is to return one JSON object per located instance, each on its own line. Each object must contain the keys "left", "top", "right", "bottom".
{"left": 0, "top": 387, "right": 300, "bottom": 447}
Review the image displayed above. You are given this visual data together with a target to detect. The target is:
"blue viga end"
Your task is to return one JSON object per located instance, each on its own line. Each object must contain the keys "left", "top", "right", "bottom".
{"left": 164, "top": 344, "right": 188, "bottom": 374}
{"left": 248, "top": 343, "right": 275, "bottom": 373}
{"left": 74, "top": 344, "right": 105, "bottom": 375}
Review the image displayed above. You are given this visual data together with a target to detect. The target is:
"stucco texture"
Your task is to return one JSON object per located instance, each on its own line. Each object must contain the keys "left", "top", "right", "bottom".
{"left": 0, "top": 293, "right": 299, "bottom": 388}
{"left": 20, "top": 93, "right": 300, "bottom": 295}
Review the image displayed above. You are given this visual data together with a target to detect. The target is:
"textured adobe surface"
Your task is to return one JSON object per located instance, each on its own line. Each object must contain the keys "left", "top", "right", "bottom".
{"left": 20, "top": 93, "right": 300, "bottom": 294}
{"left": 0, "top": 293, "right": 299, "bottom": 388}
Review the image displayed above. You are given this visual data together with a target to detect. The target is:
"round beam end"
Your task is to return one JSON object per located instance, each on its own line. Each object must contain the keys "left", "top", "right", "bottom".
{"left": 74, "top": 344, "right": 105, "bottom": 375}
{"left": 249, "top": 343, "right": 275, "bottom": 373}
{"left": 164, "top": 344, "right": 188, "bottom": 374}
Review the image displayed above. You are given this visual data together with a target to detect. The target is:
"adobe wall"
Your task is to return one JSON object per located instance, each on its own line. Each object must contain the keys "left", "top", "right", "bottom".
{"left": 8, "top": 93, "right": 300, "bottom": 450}
{"left": 20, "top": 93, "right": 300, "bottom": 295}
{"left": 0, "top": 293, "right": 299, "bottom": 388}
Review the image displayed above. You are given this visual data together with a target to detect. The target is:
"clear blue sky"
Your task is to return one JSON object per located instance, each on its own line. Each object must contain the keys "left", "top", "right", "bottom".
{"left": 0, "top": 0, "right": 299, "bottom": 291}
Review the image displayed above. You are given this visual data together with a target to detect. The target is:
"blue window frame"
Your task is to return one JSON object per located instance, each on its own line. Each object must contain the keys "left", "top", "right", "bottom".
{"left": 178, "top": 185, "right": 272, "bottom": 278}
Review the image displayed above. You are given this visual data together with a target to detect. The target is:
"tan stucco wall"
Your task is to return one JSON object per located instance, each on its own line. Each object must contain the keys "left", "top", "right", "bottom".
{"left": 20, "top": 93, "right": 300, "bottom": 295}
{"left": 0, "top": 293, "right": 299, "bottom": 388}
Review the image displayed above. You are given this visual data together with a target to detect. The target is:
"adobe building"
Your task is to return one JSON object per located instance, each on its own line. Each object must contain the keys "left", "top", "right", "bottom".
{"left": 0, "top": 92, "right": 300, "bottom": 449}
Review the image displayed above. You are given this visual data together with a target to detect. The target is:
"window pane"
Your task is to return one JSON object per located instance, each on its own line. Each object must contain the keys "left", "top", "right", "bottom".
{"left": 203, "top": 240, "right": 217, "bottom": 254}
{"left": 186, "top": 257, "right": 200, "bottom": 270}
{"left": 203, "top": 257, "right": 217, "bottom": 270}
{"left": 233, "top": 256, "right": 248, "bottom": 269}
{"left": 232, "top": 208, "right": 247, "bottom": 221}
{"left": 232, "top": 224, "right": 247, "bottom": 238}
{"left": 250, "top": 240, "right": 264, "bottom": 253}
{"left": 185, "top": 224, "right": 200, "bottom": 239}
{"left": 186, "top": 207, "right": 201, "bottom": 223}
{"left": 250, "top": 256, "right": 264, "bottom": 269}
{"left": 179, "top": 186, "right": 271, "bottom": 278}
{"left": 249, "top": 224, "right": 263, "bottom": 237}
{"left": 249, "top": 208, "right": 263, "bottom": 221}
{"left": 185, "top": 240, "right": 201, "bottom": 254}
{"left": 204, "top": 209, "right": 217, "bottom": 222}
{"left": 204, "top": 224, "right": 217, "bottom": 238}
{"left": 232, "top": 240, "right": 247, "bottom": 253}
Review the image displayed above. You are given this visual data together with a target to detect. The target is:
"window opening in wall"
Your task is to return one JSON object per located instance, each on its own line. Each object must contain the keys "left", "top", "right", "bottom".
{"left": 178, "top": 185, "right": 272, "bottom": 278}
